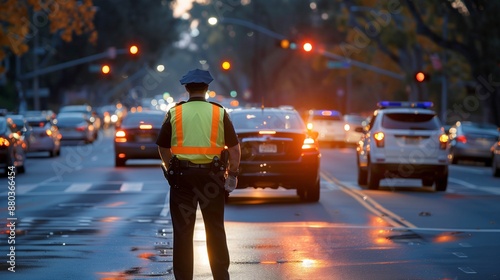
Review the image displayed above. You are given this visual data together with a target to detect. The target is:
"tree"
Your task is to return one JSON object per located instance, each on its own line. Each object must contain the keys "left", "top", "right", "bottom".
{"left": 405, "top": 0, "right": 500, "bottom": 125}
{"left": 0, "top": 0, "right": 96, "bottom": 72}
{"left": 1, "top": 0, "right": 181, "bottom": 110}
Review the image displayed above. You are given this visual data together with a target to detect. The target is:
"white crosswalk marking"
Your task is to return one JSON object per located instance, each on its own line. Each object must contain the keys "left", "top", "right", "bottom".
{"left": 17, "top": 184, "right": 38, "bottom": 194}
{"left": 120, "top": 182, "right": 143, "bottom": 192}
{"left": 65, "top": 183, "right": 92, "bottom": 192}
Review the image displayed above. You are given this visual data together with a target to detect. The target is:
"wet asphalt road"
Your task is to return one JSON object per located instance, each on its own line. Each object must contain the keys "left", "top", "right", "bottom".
{"left": 1, "top": 129, "right": 500, "bottom": 279}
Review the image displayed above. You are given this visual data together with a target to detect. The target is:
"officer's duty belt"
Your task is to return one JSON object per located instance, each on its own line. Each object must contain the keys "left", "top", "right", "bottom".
{"left": 178, "top": 160, "right": 211, "bottom": 169}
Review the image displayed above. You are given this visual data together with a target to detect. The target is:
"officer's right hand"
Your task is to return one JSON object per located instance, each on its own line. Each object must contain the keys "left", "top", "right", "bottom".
{"left": 224, "top": 175, "right": 238, "bottom": 193}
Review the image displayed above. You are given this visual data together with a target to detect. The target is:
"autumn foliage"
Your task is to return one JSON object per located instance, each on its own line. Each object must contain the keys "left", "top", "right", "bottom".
{"left": 0, "top": 0, "right": 96, "bottom": 72}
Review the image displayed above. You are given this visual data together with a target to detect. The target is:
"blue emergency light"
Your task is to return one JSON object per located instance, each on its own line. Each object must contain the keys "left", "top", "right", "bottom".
{"left": 377, "top": 101, "right": 434, "bottom": 109}
{"left": 313, "top": 110, "right": 340, "bottom": 116}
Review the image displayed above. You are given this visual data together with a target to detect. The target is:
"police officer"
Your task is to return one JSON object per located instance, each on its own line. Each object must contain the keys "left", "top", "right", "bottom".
{"left": 156, "top": 69, "right": 241, "bottom": 280}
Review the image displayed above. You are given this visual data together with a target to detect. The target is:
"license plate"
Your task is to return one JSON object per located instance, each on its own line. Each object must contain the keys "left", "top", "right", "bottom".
{"left": 259, "top": 143, "right": 277, "bottom": 153}
{"left": 475, "top": 138, "right": 490, "bottom": 146}
{"left": 136, "top": 135, "right": 151, "bottom": 142}
{"left": 405, "top": 137, "right": 420, "bottom": 145}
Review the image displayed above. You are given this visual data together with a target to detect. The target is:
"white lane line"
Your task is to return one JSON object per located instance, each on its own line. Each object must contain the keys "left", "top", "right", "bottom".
{"left": 450, "top": 178, "right": 500, "bottom": 195}
{"left": 449, "top": 178, "right": 477, "bottom": 188}
{"left": 451, "top": 165, "right": 489, "bottom": 175}
{"left": 120, "top": 182, "right": 143, "bottom": 192}
{"left": 458, "top": 267, "right": 477, "bottom": 274}
{"left": 17, "top": 184, "right": 38, "bottom": 195}
{"left": 452, "top": 252, "right": 468, "bottom": 258}
{"left": 65, "top": 183, "right": 92, "bottom": 192}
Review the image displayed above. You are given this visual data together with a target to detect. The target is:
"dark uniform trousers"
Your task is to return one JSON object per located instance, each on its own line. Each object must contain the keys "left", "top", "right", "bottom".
{"left": 169, "top": 167, "right": 230, "bottom": 280}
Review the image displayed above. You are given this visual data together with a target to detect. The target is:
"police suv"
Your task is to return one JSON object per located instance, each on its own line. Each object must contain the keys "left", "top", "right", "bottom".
{"left": 356, "top": 101, "right": 449, "bottom": 191}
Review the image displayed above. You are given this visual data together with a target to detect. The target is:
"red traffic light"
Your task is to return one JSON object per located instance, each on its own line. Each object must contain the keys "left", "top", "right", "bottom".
{"left": 101, "top": 65, "right": 111, "bottom": 74}
{"left": 129, "top": 45, "right": 139, "bottom": 55}
{"left": 302, "top": 42, "right": 313, "bottom": 52}
{"left": 415, "top": 71, "right": 429, "bottom": 82}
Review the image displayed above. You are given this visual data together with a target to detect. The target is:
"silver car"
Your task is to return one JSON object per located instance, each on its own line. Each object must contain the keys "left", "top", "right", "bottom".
{"left": 26, "top": 117, "right": 61, "bottom": 157}
{"left": 55, "top": 113, "right": 95, "bottom": 144}
{"left": 448, "top": 121, "right": 499, "bottom": 166}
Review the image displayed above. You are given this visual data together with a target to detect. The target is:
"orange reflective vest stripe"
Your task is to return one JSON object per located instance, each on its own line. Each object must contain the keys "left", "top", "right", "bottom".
{"left": 170, "top": 102, "right": 225, "bottom": 163}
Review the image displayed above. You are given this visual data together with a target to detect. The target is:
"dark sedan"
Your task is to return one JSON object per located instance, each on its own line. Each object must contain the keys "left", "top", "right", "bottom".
{"left": 448, "top": 121, "right": 499, "bottom": 165}
{"left": 7, "top": 115, "right": 35, "bottom": 152}
{"left": 114, "top": 110, "right": 165, "bottom": 167}
{"left": 0, "top": 117, "right": 26, "bottom": 175}
{"left": 228, "top": 107, "right": 321, "bottom": 202}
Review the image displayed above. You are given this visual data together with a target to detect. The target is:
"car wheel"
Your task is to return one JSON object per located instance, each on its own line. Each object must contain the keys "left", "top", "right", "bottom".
{"left": 115, "top": 157, "right": 126, "bottom": 167}
{"left": 435, "top": 168, "right": 448, "bottom": 191}
{"left": 484, "top": 157, "right": 492, "bottom": 167}
{"left": 367, "top": 162, "right": 380, "bottom": 190}
{"left": 422, "top": 178, "right": 434, "bottom": 187}
{"left": 18, "top": 164, "right": 25, "bottom": 174}
{"left": 492, "top": 156, "right": 500, "bottom": 177}
{"left": 49, "top": 149, "right": 55, "bottom": 157}
{"left": 299, "top": 179, "right": 320, "bottom": 202}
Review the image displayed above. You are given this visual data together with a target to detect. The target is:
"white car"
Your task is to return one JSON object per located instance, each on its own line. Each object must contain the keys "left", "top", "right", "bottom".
{"left": 356, "top": 101, "right": 450, "bottom": 191}
{"left": 306, "top": 109, "right": 345, "bottom": 147}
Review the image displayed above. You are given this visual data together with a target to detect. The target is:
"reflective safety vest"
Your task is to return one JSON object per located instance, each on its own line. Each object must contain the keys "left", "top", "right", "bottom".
{"left": 170, "top": 101, "right": 225, "bottom": 164}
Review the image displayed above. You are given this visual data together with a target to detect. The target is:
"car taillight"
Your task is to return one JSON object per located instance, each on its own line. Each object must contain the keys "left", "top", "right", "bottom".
{"left": 373, "top": 132, "right": 385, "bottom": 147}
{"left": 439, "top": 134, "right": 449, "bottom": 149}
{"left": 302, "top": 137, "right": 318, "bottom": 150}
{"left": 456, "top": 135, "right": 467, "bottom": 144}
{"left": 115, "top": 130, "right": 127, "bottom": 142}
{"left": 0, "top": 137, "right": 10, "bottom": 147}
{"left": 75, "top": 126, "right": 86, "bottom": 132}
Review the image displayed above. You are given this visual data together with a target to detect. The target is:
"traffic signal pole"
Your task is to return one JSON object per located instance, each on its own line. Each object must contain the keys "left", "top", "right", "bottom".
{"left": 18, "top": 47, "right": 129, "bottom": 110}
{"left": 213, "top": 17, "right": 404, "bottom": 80}
{"left": 19, "top": 48, "right": 128, "bottom": 80}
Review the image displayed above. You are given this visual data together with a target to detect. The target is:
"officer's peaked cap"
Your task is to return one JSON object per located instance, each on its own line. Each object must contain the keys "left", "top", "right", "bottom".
{"left": 179, "top": 69, "right": 214, "bottom": 85}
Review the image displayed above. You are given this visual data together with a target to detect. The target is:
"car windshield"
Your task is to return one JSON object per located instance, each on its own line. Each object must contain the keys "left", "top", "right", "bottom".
{"left": 0, "top": 119, "right": 6, "bottom": 133}
{"left": 121, "top": 113, "right": 164, "bottom": 127}
{"left": 57, "top": 117, "right": 86, "bottom": 126}
{"left": 344, "top": 115, "right": 365, "bottom": 123}
{"left": 382, "top": 113, "right": 440, "bottom": 130}
{"left": 230, "top": 110, "right": 305, "bottom": 130}
{"left": 28, "top": 119, "right": 50, "bottom": 128}
{"left": 10, "top": 118, "right": 24, "bottom": 127}
{"left": 60, "top": 106, "right": 91, "bottom": 114}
